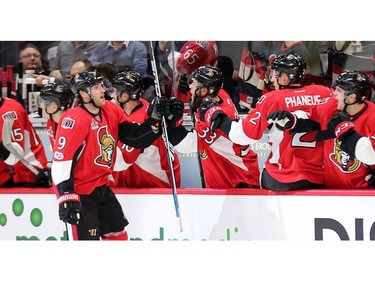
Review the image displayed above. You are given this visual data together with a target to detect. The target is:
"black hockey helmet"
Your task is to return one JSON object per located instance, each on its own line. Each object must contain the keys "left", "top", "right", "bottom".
{"left": 334, "top": 70, "right": 372, "bottom": 102}
{"left": 40, "top": 81, "right": 75, "bottom": 110}
{"left": 190, "top": 65, "right": 223, "bottom": 95}
{"left": 70, "top": 71, "right": 103, "bottom": 95}
{"left": 112, "top": 70, "right": 144, "bottom": 100}
{"left": 271, "top": 53, "right": 306, "bottom": 84}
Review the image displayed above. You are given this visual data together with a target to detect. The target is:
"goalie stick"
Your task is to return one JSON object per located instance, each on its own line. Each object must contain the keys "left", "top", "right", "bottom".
{"left": 149, "top": 41, "right": 183, "bottom": 232}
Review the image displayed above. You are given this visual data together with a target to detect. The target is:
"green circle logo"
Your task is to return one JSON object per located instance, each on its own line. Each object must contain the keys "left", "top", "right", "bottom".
{"left": 30, "top": 208, "right": 43, "bottom": 227}
{"left": 12, "top": 199, "right": 24, "bottom": 216}
{"left": 0, "top": 213, "right": 7, "bottom": 226}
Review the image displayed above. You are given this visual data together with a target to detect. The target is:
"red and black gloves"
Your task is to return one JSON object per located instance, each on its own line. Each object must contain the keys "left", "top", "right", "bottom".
{"left": 327, "top": 113, "right": 355, "bottom": 140}
{"left": 266, "top": 110, "right": 296, "bottom": 131}
{"left": 366, "top": 172, "right": 375, "bottom": 188}
{"left": 177, "top": 74, "right": 190, "bottom": 95}
{"left": 327, "top": 113, "right": 363, "bottom": 158}
{"left": 35, "top": 168, "right": 52, "bottom": 187}
{"left": 199, "top": 99, "right": 226, "bottom": 133}
{"left": 57, "top": 193, "right": 82, "bottom": 225}
{"left": 147, "top": 96, "right": 171, "bottom": 123}
{"left": 168, "top": 97, "right": 184, "bottom": 127}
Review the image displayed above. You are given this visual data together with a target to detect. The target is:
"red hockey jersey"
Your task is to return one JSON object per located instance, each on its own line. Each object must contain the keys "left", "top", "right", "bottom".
{"left": 307, "top": 98, "right": 375, "bottom": 188}
{"left": 0, "top": 97, "right": 48, "bottom": 184}
{"left": 229, "top": 85, "right": 333, "bottom": 186}
{"left": 51, "top": 101, "right": 129, "bottom": 195}
{"left": 114, "top": 98, "right": 181, "bottom": 188}
{"left": 176, "top": 89, "right": 260, "bottom": 188}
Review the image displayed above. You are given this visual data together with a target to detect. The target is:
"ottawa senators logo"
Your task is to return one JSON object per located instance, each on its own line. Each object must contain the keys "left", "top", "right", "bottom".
{"left": 95, "top": 126, "right": 115, "bottom": 167}
{"left": 329, "top": 140, "right": 360, "bottom": 173}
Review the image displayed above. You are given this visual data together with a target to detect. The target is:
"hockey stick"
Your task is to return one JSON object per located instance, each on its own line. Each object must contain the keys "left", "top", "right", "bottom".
{"left": 171, "top": 41, "right": 177, "bottom": 98}
{"left": 170, "top": 42, "right": 206, "bottom": 188}
{"left": 2, "top": 117, "right": 40, "bottom": 175}
{"left": 149, "top": 41, "right": 183, "bottom": 232}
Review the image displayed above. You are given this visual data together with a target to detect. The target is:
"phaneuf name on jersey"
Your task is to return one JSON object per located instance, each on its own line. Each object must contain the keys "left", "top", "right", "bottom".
{"left": 284, "top": 95, "right": 322, "bottom": 108}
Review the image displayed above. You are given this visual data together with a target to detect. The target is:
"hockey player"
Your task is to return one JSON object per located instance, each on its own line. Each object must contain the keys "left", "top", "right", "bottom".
{"left": 111, "top": 70, "right": 182, "bottom": 188}
{"left": 38, "top": 81, "right": 75, "bottom": 147}
{"left": 167, "top": 65, "right": 260, "bottom": 189}
{"left": 175, "top": 41, "right": 219, "bottom": 104}
{"left": 51, "top": 71, "right": 171, "bottom": 240}
{"left": 0, "top": 95, "right": 51, "bottom": 187}
{"left": 268, "top": 70, "right": 375, "bottom": 189}
{"left": 200, "top": 53, "right": 333, "bottom": 190}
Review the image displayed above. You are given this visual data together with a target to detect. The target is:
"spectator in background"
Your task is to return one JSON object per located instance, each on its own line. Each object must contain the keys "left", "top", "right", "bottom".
{"left": 18, "top": 43, "right": 50, "bottom": 75}
{"left": 65, "top": 58, "right": 94, "bottom": 81}
{"left": 90, "top": 41, "right": 148, "bottom": 76}
{"left": 34, "top": 58, "right": 94, "bottom": 87}
{"left": 53, "top": 41, "right": 100, "bottom": 80}
{"left": 111, "top": 70, "right": 181, "bottom": 188}
{"left": 93, "top": 62, "right": 119, "bottom": 100}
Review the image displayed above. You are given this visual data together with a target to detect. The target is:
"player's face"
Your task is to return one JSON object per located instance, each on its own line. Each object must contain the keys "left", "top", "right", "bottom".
{"left": 38, "top": 96, "right": 58, "bottom": 117}
{"left": 90, "top": 83, "right": 106, "bottom": 107}
{"left": 189, "top": 78, "right": 208, "bottom": 112}
{"left": 189, "top": 78, "right": 207, "bottom": 98}
{"left": 334, "top": 86, "right": 346, "bottom": 111}
{"left": 268, "top": 69, "right": 282, "bottom": 90}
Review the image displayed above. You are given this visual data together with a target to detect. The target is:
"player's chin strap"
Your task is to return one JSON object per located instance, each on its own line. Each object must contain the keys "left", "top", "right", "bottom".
{"left": 81, "top": 88, "right": 101, "bottom": 108}
{"left": 116, "top": 91, "right": 130, "bottom": 108}
{"left": 342, "top": 90, "right": 360, "bottom": 114}
{"left": 45, "top": 107, "right": 60, "bottom": 121}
